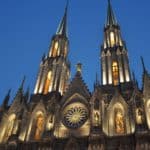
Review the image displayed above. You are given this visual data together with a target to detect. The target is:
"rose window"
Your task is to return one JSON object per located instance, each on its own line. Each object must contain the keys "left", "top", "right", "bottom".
{"left": 62, "top": 103, "right": 88, "bottom": 129}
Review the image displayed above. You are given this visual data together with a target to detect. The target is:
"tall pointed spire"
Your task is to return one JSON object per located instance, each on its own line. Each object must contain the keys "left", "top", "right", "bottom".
{"left": 56, "top": 0, "right": 69, "bottom": 37}
{"left": 106, "top": 0, "right": 117, "bottom": 26}
{"left": 101, "top": 0, "right": 131, "bottom": 86}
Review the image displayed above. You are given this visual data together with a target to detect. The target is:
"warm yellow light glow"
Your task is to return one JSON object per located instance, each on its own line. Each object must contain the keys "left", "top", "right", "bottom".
{"left": 2, "top": 114, "right": 16, "bottom": 142}
{"left": 119, "top": 39, "right": 123, "bottom": 46}
{"left": 93, "top": 111, "right": 100, "bottom": 126}
{"left": 104, "top": 42, "right": 107, "bottom": 49}
{"left": 51, "top": 41, "right": 59, "bottom": 57}
{"left": 44, "top": 71, "right": 52, "bottom": 94}
{"left": 125, "top": 74, "right": 130, "bottom": 82}
{"left": 136, "top": 108, "right": 143, "bottom": 124}
{"left": 145, "top": 100, "right": 150, "bottom": 129}
{"left": 63, "top": 103, "right": 88, "bottom": 129}
{"left": 107, "top": 53, "right": 112, "bottom": 84}
{"left": 110, "top": 32, "right": 115, "bottom": 47}
{"left": 115, "top": 109, "right": 125, "bottom": 134}
{"left": 112, "top": 61, "right": 119, "bottom": 85}
{"left": 34, "top": 114, "right": 44, "bottom": 140}
{"left": 103, "top": 74, "right": 107, "bottom": 85}
{"left": 64, "top": 44, "right": 67, "bottom": 57}
{"left": 46, "top": 115, "right": 54, "bottom": 131}
{"left": 102, "top": 58, "right": 107, "bottom": 85}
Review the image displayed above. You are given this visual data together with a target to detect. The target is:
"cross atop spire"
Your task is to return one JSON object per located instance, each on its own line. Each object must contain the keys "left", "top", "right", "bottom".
{"left": 106, "top": 0, "right": 117, "bottom": 26}
{"left": 56, "top": 0, "right": 69, "bottom": 37}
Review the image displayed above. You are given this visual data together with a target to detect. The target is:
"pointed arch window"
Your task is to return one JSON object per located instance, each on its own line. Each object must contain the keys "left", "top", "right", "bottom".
{"left": 112, "top": 61, "right": 119, "bottom": 85}
{"left": 110, "top": 31, "right": 115, "bottom": 47}
{"left": 44, "top": 71, "right": 52, "bottom": 94}
{"left": 51, "top": 41, "right": 59, "bottom": 57}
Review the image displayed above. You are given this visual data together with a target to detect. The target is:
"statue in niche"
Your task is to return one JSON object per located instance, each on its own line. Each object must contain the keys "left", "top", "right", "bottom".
{"left": 136, "top": 108, "right": 144, "bottom": 124}
{"left": 34, "top": 114, "right": 44, "bottom": 140}
{"left": 49, "top": 115, "right": 53, "bottom": 123}
{"left": 115, "top": 109, "right": 125, "bottom": 134}
{"left": 94, "top": 112, "right": 99, "bottom": 125}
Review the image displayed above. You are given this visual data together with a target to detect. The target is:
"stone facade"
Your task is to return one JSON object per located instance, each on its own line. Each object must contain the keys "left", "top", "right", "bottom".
{"left": 0, "top": 1, "right": 150, "bottom": 150}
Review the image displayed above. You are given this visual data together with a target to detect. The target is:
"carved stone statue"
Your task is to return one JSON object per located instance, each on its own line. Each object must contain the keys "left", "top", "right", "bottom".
{"left": 94, "top": 112, "right": 99, "bottom": 125}
{"left": 115, "top": 109, "right": 125, "bottom": 134}
{"left": 34, "top": 114, "right": 44, "bottom": 140}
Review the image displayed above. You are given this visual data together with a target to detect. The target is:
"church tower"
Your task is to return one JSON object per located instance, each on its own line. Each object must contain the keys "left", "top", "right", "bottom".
{"left": 34, "top": 3, "right": 70, "bottom": 95}
{"left": 101, "top": 0, "right": 131, "bottom": 86}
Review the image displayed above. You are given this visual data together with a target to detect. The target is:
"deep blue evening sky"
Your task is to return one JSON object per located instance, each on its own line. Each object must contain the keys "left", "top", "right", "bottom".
{"left": 0, "top": 0, "right": 150, "bottom": 104}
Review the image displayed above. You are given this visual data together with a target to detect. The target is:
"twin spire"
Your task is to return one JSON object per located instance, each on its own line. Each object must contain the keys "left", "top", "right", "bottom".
{"left": 56, "top": 0, "right": 69, "bottom": 37}
{"left": 106, "top": 0, "right": 117, "bottom": 26}
{"left": 56, "top": 0, "right": 117, "bottom": 36}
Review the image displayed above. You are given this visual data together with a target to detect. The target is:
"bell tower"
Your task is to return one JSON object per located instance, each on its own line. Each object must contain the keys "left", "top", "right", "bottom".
{"left": 101, "top": 0, "right": 131, "bottom": 86}
{"left": 34, "top": 2, "right": 70, "bottom": 95}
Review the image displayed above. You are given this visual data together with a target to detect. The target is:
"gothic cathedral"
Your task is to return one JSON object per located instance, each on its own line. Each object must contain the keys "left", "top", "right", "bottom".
{"left": 0, "top": 1, "right": 150, "bottom": 150}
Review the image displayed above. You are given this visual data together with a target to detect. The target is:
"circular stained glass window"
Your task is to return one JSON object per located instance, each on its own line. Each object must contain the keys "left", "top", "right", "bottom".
{"left": 62, "top": 103, "right": 88, "bottom": 129}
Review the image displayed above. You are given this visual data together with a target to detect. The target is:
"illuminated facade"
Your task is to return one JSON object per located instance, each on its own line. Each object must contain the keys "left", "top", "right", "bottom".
{"left": 0, "top": 1, "right": 150, "bottom": 150}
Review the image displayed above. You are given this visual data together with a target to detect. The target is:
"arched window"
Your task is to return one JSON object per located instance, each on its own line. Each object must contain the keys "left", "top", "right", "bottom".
{"left": 52, "top": 41, "right": 59, "bottom": 57}
{"left": 110, "top": 31, "right": 115, "bottom": 47}
{"left": 44, "top": 71, "right": 52, "bottom": 94}
{"left": 112, "top": 61, "right": 119, "bottom": 85}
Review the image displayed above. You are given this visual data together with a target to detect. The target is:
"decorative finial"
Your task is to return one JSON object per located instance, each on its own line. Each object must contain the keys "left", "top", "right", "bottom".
{"left": 2, "top": 89, "right": 11, "bottom": 108}
{"left": 24, "top": 86, "right": 30, "bottom": 102}
{"left": 42, "top": 53, "right": 45, "bottom": 61}
{"left": 20, "top": 76, "right": 26, "bottom": 90}
{"left": 140, "top": 56, "right": 146, "bottom": 73}
{"left": 106, "top": 0, "right": 117, "bottom": 26}
{"left": 76, "top": 62, "right": 82, "bottom": 73}
{"left": 8, "top": 89, "right": 11, "bottom": 95}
